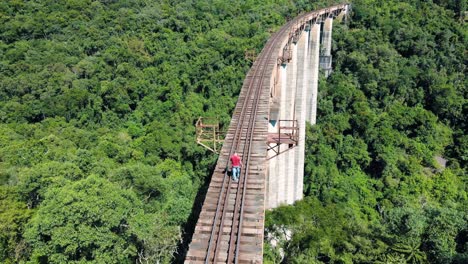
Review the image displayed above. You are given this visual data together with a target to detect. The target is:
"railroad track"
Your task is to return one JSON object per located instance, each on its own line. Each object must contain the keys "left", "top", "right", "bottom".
{"left": 186, "top": 5, "right": 349, "bottom": 263}
{"left": 186, "top": 22, "right": 292, "bottom": 263}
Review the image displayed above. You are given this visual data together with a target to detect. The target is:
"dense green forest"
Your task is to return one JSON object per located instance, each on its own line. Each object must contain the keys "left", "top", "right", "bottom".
{"left": 0, "top": 0, "right": 465, "bottom": 263}
{"left": 264, "top": 0, "right": 467, "bottom": 263}
{"left": 0, "top": 0, "right": 332, "bottom": 263}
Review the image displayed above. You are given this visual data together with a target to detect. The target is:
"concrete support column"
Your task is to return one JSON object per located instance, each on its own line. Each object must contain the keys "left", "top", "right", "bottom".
{"left": 307, "top": 22, "right": 321, "bottom": 125}
{"left": 267, "top": 30, "right": 308, "bottom": 209}
{"left": 266, "top": 6, "right": 350, "bottom": 209}
{"left": 320, "top": 16, "right": 333, "bottom": 77}
{"left": 293, "top": 30, "right": 309, "bottom": 203}
{"left": 267, "top": 63, "right": 291, "bottom": 208}
{"left": 276, "top": 64, "right": 287, "bottom": 207}
{"left": 336, "top": 5, "right": 348, "bottom": 23}
{"left": 267, "top": 112, "right": 278, "bottom": 208}
{"left": 284, "top": 41, "right": 298, "bottom": 205}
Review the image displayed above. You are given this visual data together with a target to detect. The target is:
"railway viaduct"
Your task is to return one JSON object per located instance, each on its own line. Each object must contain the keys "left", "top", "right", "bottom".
{"left": 186, "top": 4, "right": 350, "bottom": 263}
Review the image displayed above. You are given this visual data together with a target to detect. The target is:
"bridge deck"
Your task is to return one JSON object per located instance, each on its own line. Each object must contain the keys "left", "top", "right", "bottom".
{"left": 186, "top": 58, "right": 272, "bottom": 263}
{"left": 185, "top": 4, "right": 349, "bottom": 263}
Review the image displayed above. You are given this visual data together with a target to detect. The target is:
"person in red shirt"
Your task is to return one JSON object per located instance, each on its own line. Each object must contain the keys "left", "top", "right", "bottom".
{"left": 230, "top": 152, "right": 243, "bottom": 182}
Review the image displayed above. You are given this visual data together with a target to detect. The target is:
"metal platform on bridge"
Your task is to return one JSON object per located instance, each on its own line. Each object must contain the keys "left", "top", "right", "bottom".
{"left": 185, "top": 4, "right": 350, "bottom": 263}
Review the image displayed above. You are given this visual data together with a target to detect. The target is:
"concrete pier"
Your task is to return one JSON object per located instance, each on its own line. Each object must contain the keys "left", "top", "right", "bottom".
{"left": 186, "top": 5, "right": 350, "bottom": 262}
{"left": 320, "top": 17, "right": 333, "bottom": 77}
{"left": 293, "top": 31, "right": 309, "bottom": 203}
{"left": 265, "top": 5, "right": 349, "bottom": 209}
{"left": 266, "top": 32, "right": 303, "bottom": 208}
{"left": 285, "top": 43, "right": 297, "bottom": 204}
{"left": 307, "top": 22, "right": 321, "bottom": 125}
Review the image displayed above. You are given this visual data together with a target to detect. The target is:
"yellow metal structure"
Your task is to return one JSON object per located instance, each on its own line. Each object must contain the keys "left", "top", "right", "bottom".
{"left": 195, "top": 117, "right": 224, "bottom": 153}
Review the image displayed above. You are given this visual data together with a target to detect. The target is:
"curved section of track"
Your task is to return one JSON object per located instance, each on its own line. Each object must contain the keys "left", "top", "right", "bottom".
{"left": 186, "top": 4, "right": 349, "bottom": 264}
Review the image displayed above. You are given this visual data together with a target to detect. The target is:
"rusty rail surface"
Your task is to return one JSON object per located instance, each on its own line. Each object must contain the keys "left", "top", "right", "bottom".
{"left": 186, "top": 4, "right": 349, "bottom": 263}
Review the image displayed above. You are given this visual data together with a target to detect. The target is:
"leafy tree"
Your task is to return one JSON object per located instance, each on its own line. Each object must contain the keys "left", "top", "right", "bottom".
{"left": 266, "top": 0, "right": 467, "bottom": 263}
{"left": 24, "top": 176, "right": 150, "bottom": 263}
{"left": 0, "top": 187, "right": 32, "bottom": 263}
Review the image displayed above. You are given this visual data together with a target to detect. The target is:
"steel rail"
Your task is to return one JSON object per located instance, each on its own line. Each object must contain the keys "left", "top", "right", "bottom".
{"left": 226, "top": 16, "right": 307, "bottom": 262}
{"left": 205, "top": 78, "right": 256, "bottom": 263}
{"left": 227, "top": 60, "right": 267, "bottom": 263}
{"left": 211, "top": 44, "right": 272, "bottom": 263}
{"left": 205, "top": 37, "right": 268, "bottom": 264}
{"left": 229, "top": 7, "right": 348, "bottom": 261}
{"left": 200, "top": 4, "right": 349, "bottom": 263}
{"left": 210, "top": 76, "right": 260, "bottom": 261}
{"left": 231, "top": 22, "right": 296, "bottom": 264}
{"left": 228, "top": 19, "right": 306, "bottom": 262}
{"left": 212, "top": 23, "right": 287, "bottom": 263}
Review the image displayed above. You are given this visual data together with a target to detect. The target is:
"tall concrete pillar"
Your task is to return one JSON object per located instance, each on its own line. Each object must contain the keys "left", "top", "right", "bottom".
{"left": 307, "top": 22, "right": 321, "bottom": 125}
{"left": 266, "top": 6, "right": 350, "bottom": 209}
{"left": 275, "top": 64, "right": 287, "bottom": 208}
{"left": 267, "top": 30, "right": 308, "bottom": 209}
{"left": 284, "top": 41, "right": 298, "bottom": 205}
{"left": 267, "top": 94, "right": 278, "bottom": 208}
{"left": 336, "top": 5, "right": 348, "bottom": 23}
{"left": 267, "top": 62, "right": 291, "bottom": 208}
{"left": 293, "top": 30, "right": 309, "bottom": 203}
{"left": 320, "top": 16, "right": 333, "bottom": 77}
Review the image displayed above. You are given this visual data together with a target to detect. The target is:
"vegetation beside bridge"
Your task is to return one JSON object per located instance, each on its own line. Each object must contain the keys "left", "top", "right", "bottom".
{"left": 0, "top": 0, "right": 465, "bottom": 263}
{"left": 265, "top": 0, "right": 467, "bottom": 263}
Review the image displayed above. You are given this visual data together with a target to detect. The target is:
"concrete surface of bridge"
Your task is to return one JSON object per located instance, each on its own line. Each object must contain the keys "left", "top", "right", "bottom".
{"left": 186, "top": 4, "right": 350, "bottom": 263}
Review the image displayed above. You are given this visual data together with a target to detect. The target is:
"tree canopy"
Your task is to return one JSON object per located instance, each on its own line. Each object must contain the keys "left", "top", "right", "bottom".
{"left": 0, "top": 0, "right": 325, "bottom": 263}
{"left": 265, "top": 0, "right": 467, "bottom": 263}
{"left": 0, "top": 0, "right": 466, "bottom": 263}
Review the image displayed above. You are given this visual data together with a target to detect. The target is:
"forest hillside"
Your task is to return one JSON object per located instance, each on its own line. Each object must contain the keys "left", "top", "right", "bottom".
{"left": 0, "top": 0, "right": 466, "bottom": 263}
{"left": 0, "top": 0, "right": 329, "bottom": 263}
{"left": 264, "top": 0, "right": 467, "bottom": 263}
